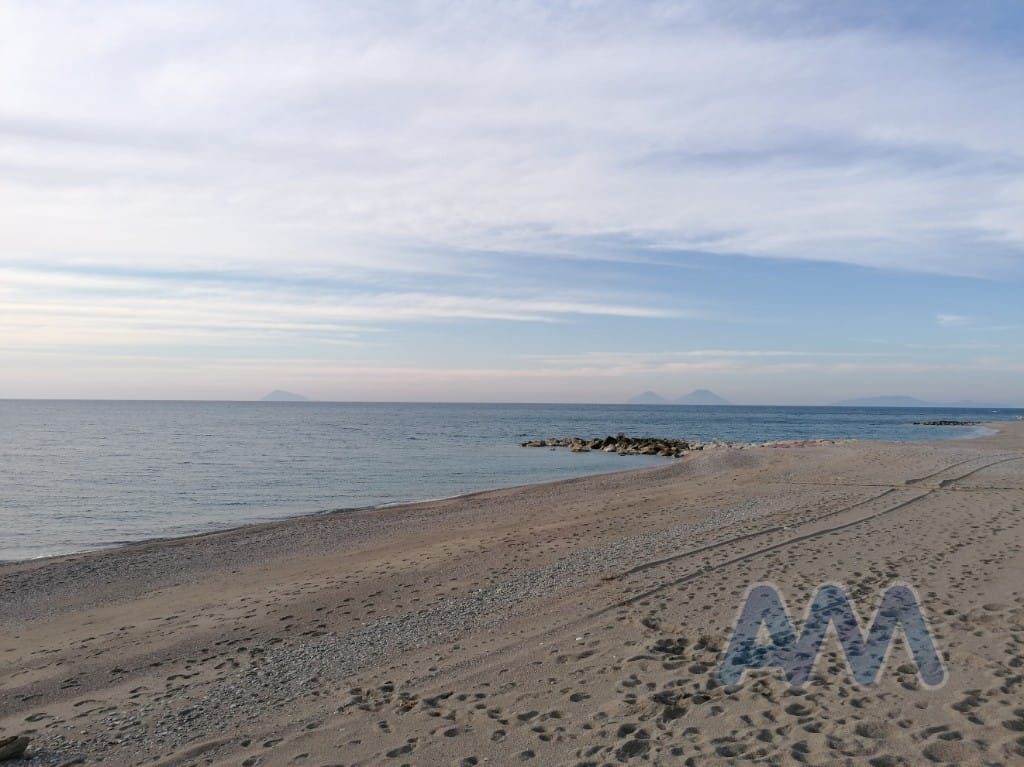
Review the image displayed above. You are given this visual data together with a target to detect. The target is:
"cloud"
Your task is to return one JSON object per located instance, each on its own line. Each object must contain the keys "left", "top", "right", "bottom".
{"left": 1, "top": 1, "right": 1022, "bottom": 280}
{"left": 0, "top": 266, "right": 687, "bottom": 356}
{"left": 936, "top": 313, "right": 972, "bottom": 326}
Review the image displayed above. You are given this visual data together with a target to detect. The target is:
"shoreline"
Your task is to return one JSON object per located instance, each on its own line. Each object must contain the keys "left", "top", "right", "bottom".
{"left": 1, "top": 425, "right": 1000, "bottom": 568}
{"left": 1, "top": 455, "right": 677, "bottom": 570}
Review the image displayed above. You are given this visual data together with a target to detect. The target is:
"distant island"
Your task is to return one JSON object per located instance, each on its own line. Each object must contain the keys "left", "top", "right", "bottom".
{"left": 261, "top": 390, "right": 309, "bottom": 402}
{"left": 627, "top": 388, "right": 732, "bottom": 406}
{"left": 628, "top": 390, "right": 670, "bottom": 405}
{"left": 677, "top": 388, "right": 732, "bottom": 405}
{"left": 834, "top": 395, "right": 1007, "bottom": 408}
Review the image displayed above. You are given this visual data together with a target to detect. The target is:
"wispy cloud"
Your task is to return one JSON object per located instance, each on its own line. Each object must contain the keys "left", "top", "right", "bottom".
{"left": 1, "top": 1, "right": 1023, "bottom": 279}
{"left": 0, "top": 266, "right": 686, "bottom": 354}
{"left": 936, "top": 313, "right": 972, "bottom": 326}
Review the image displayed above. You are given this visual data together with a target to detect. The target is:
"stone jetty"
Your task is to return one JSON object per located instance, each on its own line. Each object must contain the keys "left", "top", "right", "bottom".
{"left": 521, "top": 433, "right": 849, "bottom": 456}
{"left": 520, "top": 434, "right": 699, "bottom": 457}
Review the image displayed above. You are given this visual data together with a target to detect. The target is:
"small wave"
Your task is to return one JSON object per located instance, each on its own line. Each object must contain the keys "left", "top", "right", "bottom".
{"left": 956, "top": 426, "right": 998, "bottom": 440}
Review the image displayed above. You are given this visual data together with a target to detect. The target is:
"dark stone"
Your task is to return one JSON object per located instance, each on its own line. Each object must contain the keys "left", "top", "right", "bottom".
{"left": 0, "top": 736, "right": 30, "bottom": 762}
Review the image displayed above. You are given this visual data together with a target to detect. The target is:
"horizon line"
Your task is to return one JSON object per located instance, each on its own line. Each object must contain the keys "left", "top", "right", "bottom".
{"left": 1, "top": 398, "right": 1021, "bottom": 409}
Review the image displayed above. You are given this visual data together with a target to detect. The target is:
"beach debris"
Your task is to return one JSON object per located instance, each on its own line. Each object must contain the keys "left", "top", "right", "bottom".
{"left": 913, "top": 420, "right": 981, "bottom": 426}
{"left": 0, "top": 736, "right": 29, "bottom": 761}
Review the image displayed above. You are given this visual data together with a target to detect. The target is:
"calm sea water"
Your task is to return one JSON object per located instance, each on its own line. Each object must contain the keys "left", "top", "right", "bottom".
{"left": 1, "top": 401, "right": 1019, "bottom": 561}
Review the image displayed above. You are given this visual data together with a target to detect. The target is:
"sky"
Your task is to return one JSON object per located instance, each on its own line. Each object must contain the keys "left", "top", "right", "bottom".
{"left": 1, "top": 0, "right": 1023, "bottom": 404}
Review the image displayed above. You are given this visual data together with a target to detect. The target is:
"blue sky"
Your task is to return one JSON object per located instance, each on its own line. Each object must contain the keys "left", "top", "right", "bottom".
{"left": 1, "top": 1, "right": 1022, "bottom": 403}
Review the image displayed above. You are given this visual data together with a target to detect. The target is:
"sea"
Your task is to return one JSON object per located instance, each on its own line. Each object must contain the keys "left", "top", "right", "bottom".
{"left": 1, "top": 400, "right": 1020, "bottom": 561}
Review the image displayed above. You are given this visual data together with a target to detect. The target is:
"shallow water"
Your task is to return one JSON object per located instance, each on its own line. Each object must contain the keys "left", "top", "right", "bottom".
{"left": 1, "top": 401, "right": 1019, "bottom": 560}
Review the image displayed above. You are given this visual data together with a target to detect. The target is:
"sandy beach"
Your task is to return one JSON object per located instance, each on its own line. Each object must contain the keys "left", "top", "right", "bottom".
{"left": 3, "top": 424, "right": 1024, "bottom": 766}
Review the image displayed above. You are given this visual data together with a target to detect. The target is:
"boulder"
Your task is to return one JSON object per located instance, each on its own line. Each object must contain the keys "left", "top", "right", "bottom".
{"left": 0, "top": 736, "right": 29, "bottom": 761}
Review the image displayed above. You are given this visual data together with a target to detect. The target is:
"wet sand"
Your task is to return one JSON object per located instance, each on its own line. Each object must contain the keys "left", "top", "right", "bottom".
{"left": 2, "top": 425, "right": 1023, "bottom": 765}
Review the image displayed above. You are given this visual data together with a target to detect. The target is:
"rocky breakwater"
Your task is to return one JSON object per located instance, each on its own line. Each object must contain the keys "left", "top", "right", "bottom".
{"left": 521, "top": 434, "right": 849, "bottom": 456}
{"left": 520, "top": 434, "right": 701, "bottom": 457}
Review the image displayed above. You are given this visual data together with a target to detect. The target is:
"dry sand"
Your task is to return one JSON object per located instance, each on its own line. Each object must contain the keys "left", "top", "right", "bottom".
{"left": 2, "top": 425, "right": 1024, "bottom": 766}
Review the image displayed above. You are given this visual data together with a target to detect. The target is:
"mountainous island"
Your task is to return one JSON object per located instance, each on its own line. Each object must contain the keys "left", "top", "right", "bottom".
{"left": 627, "top": 388, "right": 732, "bottom": 406}
{"left": 261, "top": 390, "right": 309, "bottom": 402}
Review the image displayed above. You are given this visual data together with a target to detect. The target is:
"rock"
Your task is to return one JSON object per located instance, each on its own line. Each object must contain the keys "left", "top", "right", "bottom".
{"left": 521, "top": 434, "right": 698, "bottom": 457}
{"left": 0, "top": 736, "right": 29, "bottom": 761}
{"left": 913, "top": 420, "right": 980, "bottom": 426}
